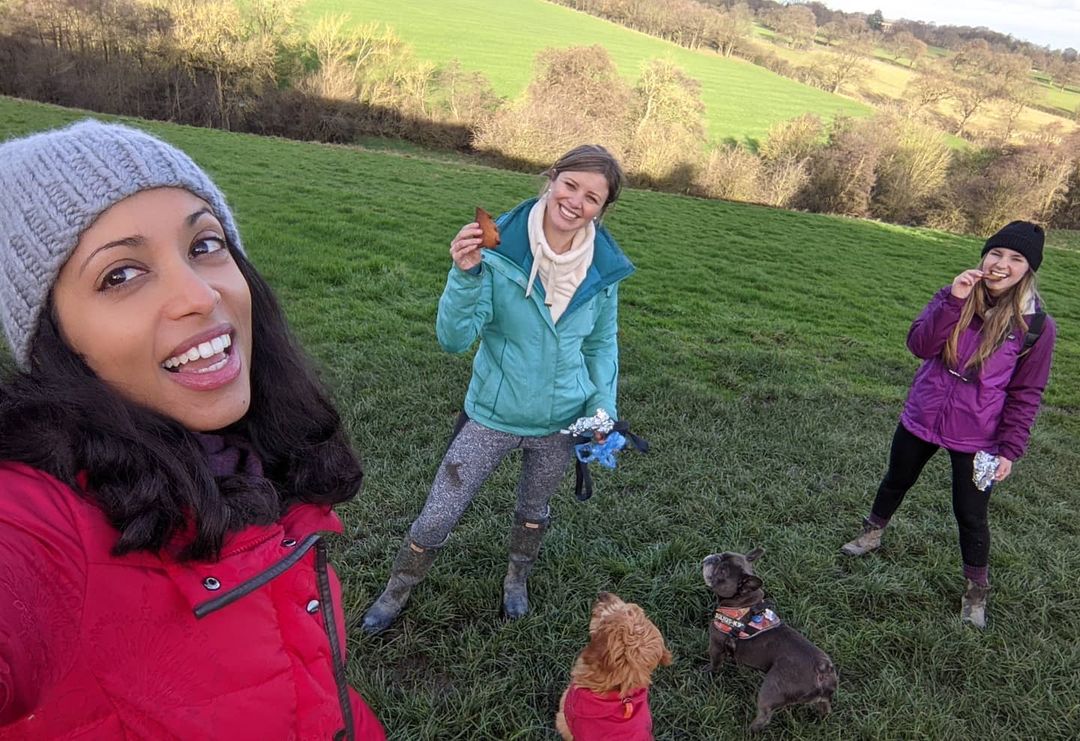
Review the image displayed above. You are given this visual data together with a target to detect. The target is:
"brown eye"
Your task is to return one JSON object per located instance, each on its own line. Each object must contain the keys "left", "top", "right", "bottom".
{"left": 191, "top": 237, "right": 226, "bottom": 257}
{"left": 99, "top": 266, "right": 144, "bottom": 290}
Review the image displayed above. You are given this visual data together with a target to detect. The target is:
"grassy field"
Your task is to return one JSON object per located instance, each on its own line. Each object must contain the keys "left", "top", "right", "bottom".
{"left": 1048, "top": 228, "right": 1080, "bottom": 251}
{"left": 301, "top": 0, "right": 869, "bottom": 146}
{"left": 747, "top": 36, "right": 1078, "bottom": 142}
{"left": 2, "top": 97, "right": 1079, "bottom": 739}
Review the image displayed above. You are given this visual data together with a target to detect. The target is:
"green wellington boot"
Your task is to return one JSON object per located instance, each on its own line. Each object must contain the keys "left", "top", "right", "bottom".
{"left": 362, "top": 537, "right": 441, "bottom": 635}
{"left": 502, "top": 513, "right": 549, "bottom": 619}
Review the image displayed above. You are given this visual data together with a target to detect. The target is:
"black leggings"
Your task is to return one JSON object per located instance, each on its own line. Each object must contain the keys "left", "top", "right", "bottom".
{"left": 871, "top": 423, "right": 990, "bottom": 568}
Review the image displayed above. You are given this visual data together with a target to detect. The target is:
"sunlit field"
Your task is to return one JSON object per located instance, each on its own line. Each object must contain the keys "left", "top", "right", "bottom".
{"left": 302, "top": 0, "right": 870, "bottom": 146}
{"left": 2, "top": 97, "right": 1078, "bottom": 739}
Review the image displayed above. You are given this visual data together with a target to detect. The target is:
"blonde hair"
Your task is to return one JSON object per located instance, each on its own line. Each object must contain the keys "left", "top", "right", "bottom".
{"left": 943, "top": 271, "right": 1042, "bottom": 371}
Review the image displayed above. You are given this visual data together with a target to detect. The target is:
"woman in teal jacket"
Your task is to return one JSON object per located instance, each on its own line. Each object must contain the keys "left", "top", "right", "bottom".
{"left": 363, "top": 145, "right": 634, "bottom": 633}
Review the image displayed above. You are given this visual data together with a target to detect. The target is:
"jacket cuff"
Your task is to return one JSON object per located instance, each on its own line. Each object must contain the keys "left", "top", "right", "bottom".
{"left": 944, "top": 291, "right": 965, "bottom": 308}
{"left": 997, "top": 444, "right": 1023, "bottom": 462}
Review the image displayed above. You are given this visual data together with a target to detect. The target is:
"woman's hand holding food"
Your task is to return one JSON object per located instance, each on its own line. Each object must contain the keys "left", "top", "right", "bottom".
{"left": 449, "top": 224, "right": 483, "bottom": 274}
{"left": 950, "top": 268, "right": 986, "bottom": 300}
{"left": 450, "top": 223, "right": 484, "bottom": 272}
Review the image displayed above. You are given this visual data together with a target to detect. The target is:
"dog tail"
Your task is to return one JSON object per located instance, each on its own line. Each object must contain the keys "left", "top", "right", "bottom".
{"left": 815, "top": 657, "right": 838, "bottom": 695}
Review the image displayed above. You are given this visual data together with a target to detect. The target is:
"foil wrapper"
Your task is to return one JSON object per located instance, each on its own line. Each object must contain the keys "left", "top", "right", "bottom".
{"left": 563, "top": 408, "right": 614, "bottom": 437}
{"left": 972, "top": 450, "right": 999, "bottom": 492}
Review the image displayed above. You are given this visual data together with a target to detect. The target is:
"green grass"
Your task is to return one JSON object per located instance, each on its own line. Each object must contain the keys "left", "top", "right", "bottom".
{"left": 301, "top": 0, "right": 869, "bottom": 146}
{"left": 1040, "top": 82, "right": 1080, "bottom": 117}
{"left": 1047, "top": 228, "right": 1080, "bottom": 251}
{"left": 3, "top": 97, "right": 1079, "bottom": 739}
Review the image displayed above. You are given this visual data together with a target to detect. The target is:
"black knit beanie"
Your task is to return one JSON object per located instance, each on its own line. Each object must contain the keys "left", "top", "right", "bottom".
{"left": 981, "top": 220, "right": 1044, "bottom": 272}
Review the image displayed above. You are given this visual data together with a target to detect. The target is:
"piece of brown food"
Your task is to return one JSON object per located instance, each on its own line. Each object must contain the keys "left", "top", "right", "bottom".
{"left": 476, "top": 206, "right": 500, "bottom": 249}
{"left": 983, "top": 272, "right": 1006, "bottom": 281}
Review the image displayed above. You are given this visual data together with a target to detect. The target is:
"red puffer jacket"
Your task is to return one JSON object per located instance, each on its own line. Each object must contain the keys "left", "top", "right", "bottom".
{"left": 0, "top": 461, "right": 385, "bottom": 740}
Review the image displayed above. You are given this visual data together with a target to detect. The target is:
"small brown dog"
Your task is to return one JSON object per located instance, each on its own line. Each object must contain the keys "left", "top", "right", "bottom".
{"left": 702, "top": 548, "right": 837, "bottom": 733}
{"left": 556, "top": 592, "right": 672, "bottom": 740}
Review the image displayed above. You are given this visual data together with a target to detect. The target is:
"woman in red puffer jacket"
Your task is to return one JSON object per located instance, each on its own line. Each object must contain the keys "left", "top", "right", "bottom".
{"left": 0, "top": 121, "right": 385, "bottom": 739}
{"left": 841, "top": 221, "right": 1056, "bottom": 630}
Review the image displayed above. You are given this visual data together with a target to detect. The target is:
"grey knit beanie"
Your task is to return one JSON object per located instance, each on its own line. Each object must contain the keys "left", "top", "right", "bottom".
{"left": 0, "top": 119, "right": 244, "bottom": 369}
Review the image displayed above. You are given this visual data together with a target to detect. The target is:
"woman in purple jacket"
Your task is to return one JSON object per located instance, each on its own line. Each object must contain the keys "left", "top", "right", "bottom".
{"left": 841, "top": 221, "right": 1056, "bottom": 628}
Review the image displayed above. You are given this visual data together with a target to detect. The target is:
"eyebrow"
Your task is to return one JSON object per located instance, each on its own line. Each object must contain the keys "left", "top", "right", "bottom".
{"left": 79, "top": 235, "right": 145, "bottom": 276}
{"left": 566, "top": 177, "right": 604, "bottom": 200}
{"left": 78, "top": 208, "right": 217, "bottom": 276}
{"left": 188, "top": 207, "right": 214, "bottom": 226}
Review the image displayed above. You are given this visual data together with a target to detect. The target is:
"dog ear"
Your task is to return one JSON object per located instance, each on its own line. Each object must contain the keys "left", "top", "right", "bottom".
{"left": 580, "top": 628, "right": 613, "bottom": 673}
{"left": 745, "top": 546, "right": 765, "bottom": 562}
{"left": 660, "top": 645, "right": 673, "bottom": 667}
{"left": 740, "top": 575, "right": 763, "bottom": 592}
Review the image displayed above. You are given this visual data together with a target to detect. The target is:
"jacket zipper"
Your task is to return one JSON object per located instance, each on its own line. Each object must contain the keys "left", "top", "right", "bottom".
{"left": 316, "top": 540, "right": 356, "bottom": 741}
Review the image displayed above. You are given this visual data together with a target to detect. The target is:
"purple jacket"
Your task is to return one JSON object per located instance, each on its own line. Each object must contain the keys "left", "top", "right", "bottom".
{"left": 900, "top": 286, "right": 1056, "bottom": 460}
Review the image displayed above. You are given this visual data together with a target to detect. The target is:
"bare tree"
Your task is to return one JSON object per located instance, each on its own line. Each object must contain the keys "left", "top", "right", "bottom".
{"left": 948, "top": 72, "right": 997, "bottom": 137}
{"left": 474, "top": 45, "right": 633, "bottom": 165}
{"left": 704, "top": 2, "right": 752, "bottom": 58}
{"left": 627, "top": 59, "right": 707, "bottom": 187}
{"left": 885, "top": 31, "right": 927, "bottom": 67}
{"left": 814, "top": 36, "right": 873, "bottom": 94}
{"left": 764, "top": 4, "right": 816, "bottom": 49}
{"left": 161, "top": 0, "right": 276, "bottom": 129}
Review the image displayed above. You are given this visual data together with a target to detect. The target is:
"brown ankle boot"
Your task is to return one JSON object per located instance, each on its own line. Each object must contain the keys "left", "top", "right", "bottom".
{"left": 840, "top": 518, "right": 885, "bottom": 556}
{"left": 961, "top": 580, "right": 990, "bottom": 628}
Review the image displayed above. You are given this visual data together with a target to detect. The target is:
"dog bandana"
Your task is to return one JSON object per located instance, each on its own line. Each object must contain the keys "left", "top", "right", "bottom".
{"left": 713, "top": 604, "right": 782, "bottom": 639}
{"left": 563, "top": 685, "right": 653, "bottom": 740}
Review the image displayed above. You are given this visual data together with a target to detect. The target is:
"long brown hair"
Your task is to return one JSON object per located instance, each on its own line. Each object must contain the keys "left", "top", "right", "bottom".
{"left": 943, "top": 271, "right": 1041, "bottom": 371}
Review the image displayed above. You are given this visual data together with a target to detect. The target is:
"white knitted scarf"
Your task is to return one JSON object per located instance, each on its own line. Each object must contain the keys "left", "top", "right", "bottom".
{"left": 525, "top": 196, "right": 595, "bottom": 322}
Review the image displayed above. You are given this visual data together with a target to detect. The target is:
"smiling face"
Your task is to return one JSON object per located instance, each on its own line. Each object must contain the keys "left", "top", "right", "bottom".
{"left": 51, "top": 187, "right": 253, "bottom": 432}
{"left": 542, "top": 169, "right": 610, "bottom": 249}
{"left": 981, "top": 247, "right": 1030, "bottom": 295}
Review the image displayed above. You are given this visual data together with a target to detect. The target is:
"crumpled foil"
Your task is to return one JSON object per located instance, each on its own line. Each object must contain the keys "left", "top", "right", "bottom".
{"left": 563, "top": 408, "right": 614, "bottom": 437}
{"left": 973, "top": 450, "right": 999, "bottom": 492}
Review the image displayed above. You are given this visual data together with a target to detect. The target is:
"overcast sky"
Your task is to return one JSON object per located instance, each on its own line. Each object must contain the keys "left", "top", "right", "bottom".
{"left": 823, "top": 0, "right": 1080, "bottom": 52}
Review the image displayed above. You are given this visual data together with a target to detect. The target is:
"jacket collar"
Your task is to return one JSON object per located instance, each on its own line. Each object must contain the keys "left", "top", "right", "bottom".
{"left": 483, "top": 198, "right": 634, "bottom": 326}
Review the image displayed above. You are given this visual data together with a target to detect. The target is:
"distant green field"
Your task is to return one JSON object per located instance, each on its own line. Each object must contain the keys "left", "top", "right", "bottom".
{"left": 302, "top": 0, "right": 870, "bottom": 145}
{"left": 3, "top": 97, "right": 1078, "bottom": 739}
{"left": 1041, "top": 82, "right": 1080, "bottom": 116}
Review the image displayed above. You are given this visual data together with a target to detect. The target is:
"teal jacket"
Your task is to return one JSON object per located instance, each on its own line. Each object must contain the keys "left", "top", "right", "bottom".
{"left": 436, "top": 198, "right": 635, "bottom": 436}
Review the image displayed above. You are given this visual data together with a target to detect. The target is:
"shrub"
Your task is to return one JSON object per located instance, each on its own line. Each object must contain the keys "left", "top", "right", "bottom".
{"left": 759, "top": 157, "right": 810, "bottom": 208}
{"left": 626, "top": 60, "right": 707, "bottom": 191}
{"left": 692, "top": 144, "right": 763, "bottom": 203}
{"left": 871, "top": 113, "right": 953, "bottom": 224}
{"left": 798, "top": 116, "right": 883, "bottom": 217}
{"left": 758, "top": 114, "right": 824, "bottom": 164}
{"left": 473, "top": 45, "right": 632, "bottom": 167}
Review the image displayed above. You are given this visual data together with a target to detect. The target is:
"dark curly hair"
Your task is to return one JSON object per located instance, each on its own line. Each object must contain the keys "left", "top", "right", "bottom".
{"left": 0, "top": 247, "right": 362, "bottom": 561}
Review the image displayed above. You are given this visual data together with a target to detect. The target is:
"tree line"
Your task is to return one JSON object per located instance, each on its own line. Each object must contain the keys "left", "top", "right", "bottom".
{"left": 551, "top": 0, "right": 1080, "bottom": 131}
{"left": 0, "top": 0, "right": 1077, "bottom": 232}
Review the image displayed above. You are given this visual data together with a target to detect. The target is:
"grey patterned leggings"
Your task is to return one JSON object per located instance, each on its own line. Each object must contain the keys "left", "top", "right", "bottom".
{"left": 408, "top": 419, "right": 575, "bottom": 548}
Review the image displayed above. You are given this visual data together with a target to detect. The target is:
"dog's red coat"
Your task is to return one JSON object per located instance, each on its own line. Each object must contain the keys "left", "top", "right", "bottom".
{"left": 562, "top": 685, "right": 653, "bottom": 739}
